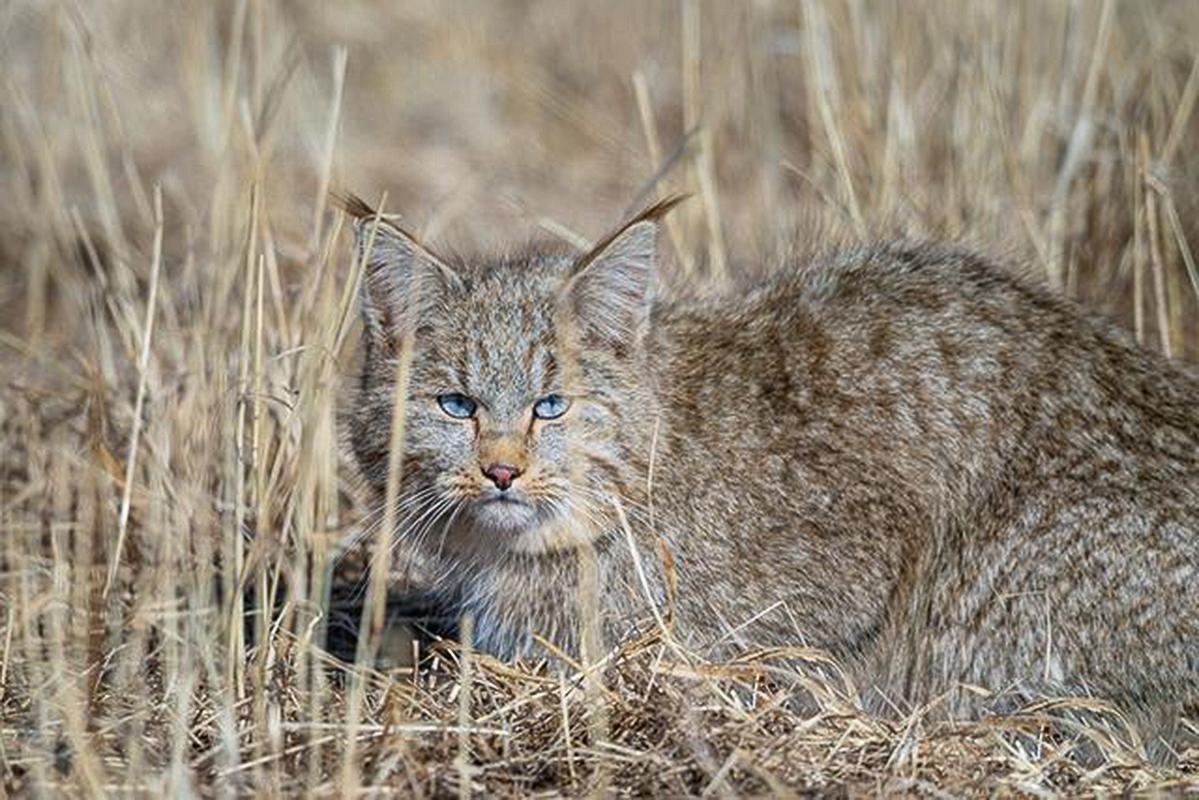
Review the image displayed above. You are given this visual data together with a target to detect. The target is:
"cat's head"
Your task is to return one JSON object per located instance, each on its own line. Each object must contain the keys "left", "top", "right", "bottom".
{"left": 346, "top": 197, "right": 679, "bottom": 559}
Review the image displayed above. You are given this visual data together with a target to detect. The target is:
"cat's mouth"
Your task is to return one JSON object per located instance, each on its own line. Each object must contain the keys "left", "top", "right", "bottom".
{"left": 440, "top": 489, "right": 600, "bottom": 556}
{"left": 432, "top": 480, "right": 597, "bottom": 554}
{"left": 480, "top": 494, "right": 525, "bottom": 505}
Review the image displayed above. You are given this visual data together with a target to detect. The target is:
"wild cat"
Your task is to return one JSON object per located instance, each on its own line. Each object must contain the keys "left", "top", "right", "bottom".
{"left": 342, "top": 194, "right": 1198, "bottom": 756}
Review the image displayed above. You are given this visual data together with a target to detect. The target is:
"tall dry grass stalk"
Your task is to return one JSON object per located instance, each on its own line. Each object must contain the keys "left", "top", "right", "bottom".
{"left": 1, "top": 0, "right": 1198, "bottom": 794}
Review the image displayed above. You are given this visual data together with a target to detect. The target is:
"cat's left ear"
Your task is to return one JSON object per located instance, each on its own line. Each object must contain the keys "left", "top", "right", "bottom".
{"left": 565, "top": 195, "right": 685, "bottom": 346}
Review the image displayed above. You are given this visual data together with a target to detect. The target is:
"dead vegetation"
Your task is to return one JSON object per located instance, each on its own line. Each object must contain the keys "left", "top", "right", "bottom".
{"left": 2, "top": 0, "right": 1199, "bottom": 795}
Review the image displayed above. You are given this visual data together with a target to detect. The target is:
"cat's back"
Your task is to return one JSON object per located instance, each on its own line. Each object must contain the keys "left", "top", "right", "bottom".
{"left": 652, "top": 239, "right": 1199, "bottom": 448}
{"left": 647, "top": 238, "right": 1199, "bottom": 530}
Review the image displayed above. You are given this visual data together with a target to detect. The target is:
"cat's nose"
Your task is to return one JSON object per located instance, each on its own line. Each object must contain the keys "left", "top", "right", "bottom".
{"left": 482, "top": 463, "right": 522, "bottom": 491}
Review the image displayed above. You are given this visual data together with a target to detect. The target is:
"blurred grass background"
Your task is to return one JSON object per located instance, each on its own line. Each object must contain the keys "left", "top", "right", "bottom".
{"left": 2, "top": 0, "right": 1199, "bottom": 795}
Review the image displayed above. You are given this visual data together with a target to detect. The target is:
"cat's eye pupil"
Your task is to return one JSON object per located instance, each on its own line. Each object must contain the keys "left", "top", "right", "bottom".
{"left": 437, "top": 393, "right": 477, "bottom": 419}
{"left": 533, "top": 394, "right": 570, "bottom": 420}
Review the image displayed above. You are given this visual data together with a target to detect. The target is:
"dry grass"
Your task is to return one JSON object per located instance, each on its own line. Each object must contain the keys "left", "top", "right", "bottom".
{"left": 3, "top": 0, "right": 1199, "bottom": 795}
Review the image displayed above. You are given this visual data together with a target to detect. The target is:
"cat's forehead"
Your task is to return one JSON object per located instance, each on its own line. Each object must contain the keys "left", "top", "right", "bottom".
{"left": 428, "top": 251, "right": 575, "bottom": 404}
{"left": 451, "top": 251, "right": 570, "bottom": 317}
{"left": 462, "top": 249, "right": 575, "bottom": 290}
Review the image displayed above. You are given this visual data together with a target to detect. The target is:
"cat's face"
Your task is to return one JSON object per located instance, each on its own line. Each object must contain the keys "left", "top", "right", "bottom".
{"left": 347, "top": 201, "right": 670, "bottom": 559}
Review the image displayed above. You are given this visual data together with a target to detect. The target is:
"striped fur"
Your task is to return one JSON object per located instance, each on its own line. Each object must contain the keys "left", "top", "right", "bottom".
{"left": 346, "top": 203, "right": 1198, "bottom": 760}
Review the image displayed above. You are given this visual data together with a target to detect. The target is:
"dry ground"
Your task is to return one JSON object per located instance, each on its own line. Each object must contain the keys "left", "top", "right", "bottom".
{"left": 3, "top": 0, "right": 1199, "bottom": 795}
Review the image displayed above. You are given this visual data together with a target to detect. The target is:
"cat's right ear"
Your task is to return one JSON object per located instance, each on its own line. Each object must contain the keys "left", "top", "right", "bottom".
{"left": 340, "top": 194, "right": 460, "bottom": 349}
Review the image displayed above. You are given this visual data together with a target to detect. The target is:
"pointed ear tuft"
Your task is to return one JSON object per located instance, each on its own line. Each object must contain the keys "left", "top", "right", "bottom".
{"left": 346, "top": 200, "right": 459, "bottom": 348}
{"left": 564, "top": 196, "right": 684, "bottom": 346}
{"left": 332, "top": 190, "right": 378, "bottom": 222}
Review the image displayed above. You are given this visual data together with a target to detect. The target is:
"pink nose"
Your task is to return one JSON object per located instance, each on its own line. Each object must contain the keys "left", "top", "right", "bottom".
{"left": 482, "top": 463, "right": 522, "bottom": 491}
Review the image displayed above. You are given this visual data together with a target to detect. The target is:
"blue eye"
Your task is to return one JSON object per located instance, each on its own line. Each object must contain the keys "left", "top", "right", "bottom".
{"left": 437, "top": 393, "right": 477, "bottom": 419}
{"left": 533, "top": 394, "right": 570, "bottom": 420}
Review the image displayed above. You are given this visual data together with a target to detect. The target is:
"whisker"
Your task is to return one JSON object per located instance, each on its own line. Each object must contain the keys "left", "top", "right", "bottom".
{"left": 334, "top": 485, "right": 443, "bottom": 565}
{"left": 347, "top": 491, "right": 448, "bottom": 602}
{"left": 432, "top": 498, "right": 468, "bottom": 565}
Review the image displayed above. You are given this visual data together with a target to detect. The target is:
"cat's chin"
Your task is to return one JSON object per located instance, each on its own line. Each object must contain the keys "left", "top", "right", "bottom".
{"left": 454, "top": 498, "right": 600, "bottom": 556}
{"left": 469, "top": 496, "right": 541, "bottom": 537}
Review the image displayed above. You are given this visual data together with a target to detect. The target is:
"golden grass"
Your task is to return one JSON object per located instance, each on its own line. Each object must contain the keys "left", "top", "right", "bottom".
{"left": 2, "top": 0, "right": 1199, "bottom": 794}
